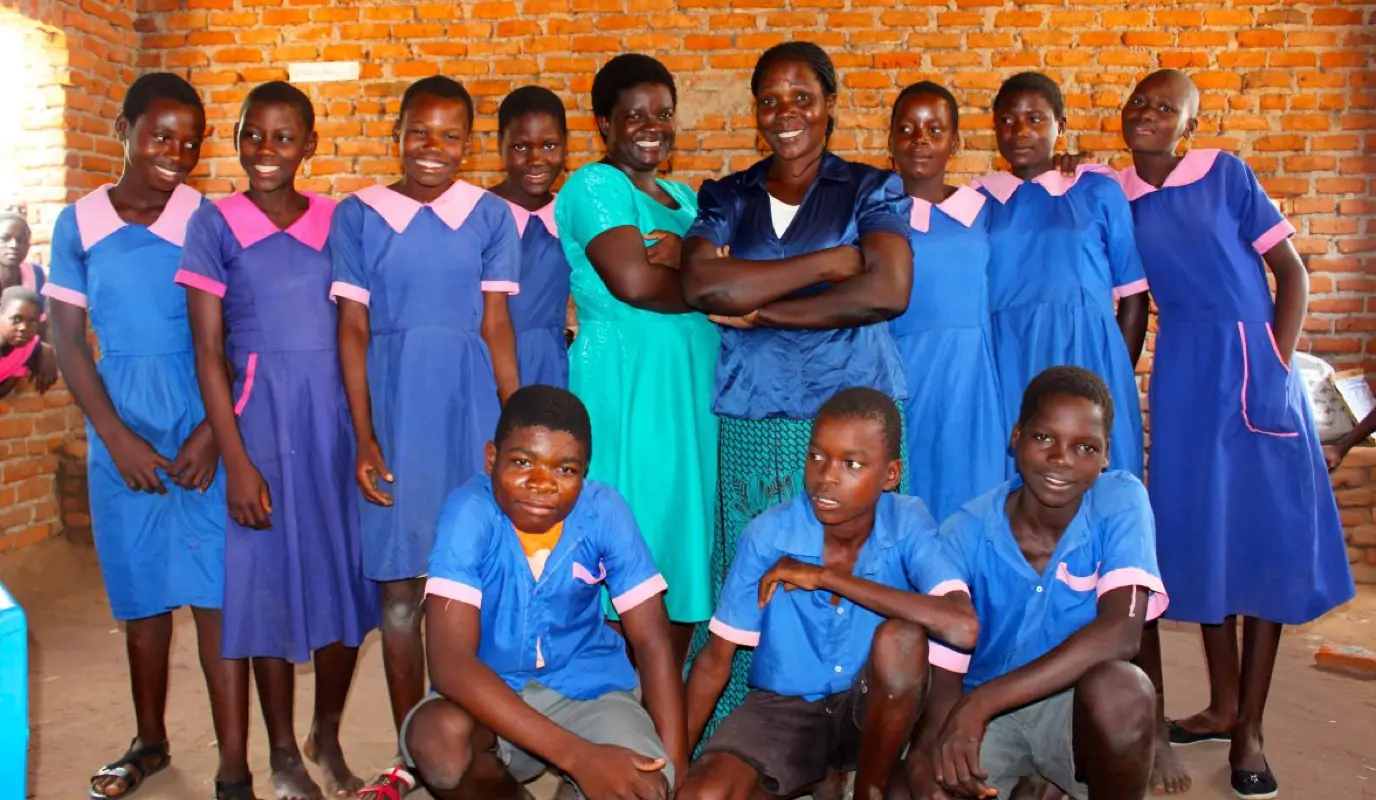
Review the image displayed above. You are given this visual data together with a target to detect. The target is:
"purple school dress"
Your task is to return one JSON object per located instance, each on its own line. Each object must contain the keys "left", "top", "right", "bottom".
{"left": 1120, "top": 150, "right": 1353, "bottom": 625}
{"left": 328, "top": 182, "right": 521, "bottom": 582}
{"left": 176, "top": 193, "right": 378, "bottom": 662}
{"left": 503, "top": 198, "right": 569, "bottom": 388}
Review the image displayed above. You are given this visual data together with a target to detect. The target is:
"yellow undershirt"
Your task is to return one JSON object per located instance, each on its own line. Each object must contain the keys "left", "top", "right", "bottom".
{"left": 514, "top": 522, "right": 564, "bottom": 670}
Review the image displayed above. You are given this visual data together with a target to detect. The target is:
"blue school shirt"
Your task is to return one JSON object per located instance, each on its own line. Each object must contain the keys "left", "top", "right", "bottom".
{"left": 685, "top": 152, "right": 912, "bottom": 421}
{"left": 425, "top": 475, "right": 668, "bottom": 701}
{"left": 709, "top": 492, "right": 969, "bottom": 701}
{"left": 940, "top": 471, "right": 1168, "bottom": 691}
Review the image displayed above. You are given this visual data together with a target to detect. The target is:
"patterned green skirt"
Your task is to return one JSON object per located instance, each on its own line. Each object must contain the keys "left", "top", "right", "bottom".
{"left": 692, "top": 413, "right": 910, "bottom": 751}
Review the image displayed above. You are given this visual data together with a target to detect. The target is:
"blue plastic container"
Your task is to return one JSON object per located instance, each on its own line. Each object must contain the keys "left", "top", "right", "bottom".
{"left": 0, "top": 581, "right": 27, "bottom": 800}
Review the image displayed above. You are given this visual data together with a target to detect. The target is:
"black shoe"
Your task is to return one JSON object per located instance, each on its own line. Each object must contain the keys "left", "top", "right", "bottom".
{"left": 1167, "top": 719, "right": 1233, "bottom": 745}
{"left": 1231, "top": 762, "right": 1278, "bottom": 799}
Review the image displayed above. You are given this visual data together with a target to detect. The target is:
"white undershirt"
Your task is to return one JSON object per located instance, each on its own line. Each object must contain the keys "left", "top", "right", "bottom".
{"left": 768, "top": 194, "right": 799, "bottom": 239}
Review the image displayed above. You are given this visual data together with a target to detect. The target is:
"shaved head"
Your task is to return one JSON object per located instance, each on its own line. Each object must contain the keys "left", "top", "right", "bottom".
{"left": 1138, "top": 69, "right": 1199, "bottom": 117}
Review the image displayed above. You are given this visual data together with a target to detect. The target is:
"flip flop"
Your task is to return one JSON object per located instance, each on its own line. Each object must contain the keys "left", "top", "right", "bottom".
{"left": 89, "top": 739, "right": 171, "bottom": 800}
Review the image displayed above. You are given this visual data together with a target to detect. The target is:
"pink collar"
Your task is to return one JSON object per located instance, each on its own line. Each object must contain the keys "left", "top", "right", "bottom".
{"left": 214, "top": 192, "right": 336, "bottom": 251}
{"left": 73, "top": 183, "right": 203, "bottom": 251}
{"left": 1117, "top": 149, "right": 1221, "bottom": 202}
{"left": 18, "top": 262, "right": 37, "bottom": 290}
{"left": 910, "top": 186, "right": 986, "bottom": 233}
{"left": 504, "top": 197, "right": 558, "bottom": 239}
{"left": 974, "top": 164, "right": 1117, "bottom": 204}
{"left": 0, "top": 336, "right": 37, "bottom": 382}
{"left": 354, "top": 181, "right": 487, "bottom": 234}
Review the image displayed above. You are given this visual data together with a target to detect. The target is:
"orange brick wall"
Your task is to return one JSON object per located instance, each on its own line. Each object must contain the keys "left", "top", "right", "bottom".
{"left": 4, "top": 0, "right": 1375, "bottom": 578}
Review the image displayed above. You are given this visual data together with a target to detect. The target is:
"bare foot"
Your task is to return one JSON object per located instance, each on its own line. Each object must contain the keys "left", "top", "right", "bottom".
{"left": 1150, "top": 721, "right": 1192, "bottom": 794}
{"left": 269, "top": 748, "right": 324, "bottom": 800}
{"left": 1169, "top": 707, "right": 1235, "bottom": 739}
{"left": 303, "top": 729, "right": 364, "bottom": 798}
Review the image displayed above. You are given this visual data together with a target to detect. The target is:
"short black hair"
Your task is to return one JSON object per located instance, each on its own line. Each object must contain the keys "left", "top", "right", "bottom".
{"left": 994, "top": 72, "right": 1065, "bottom": 120}
{"left": 751, "top": 41, "right": 837, "bottom": 138}
{"left": 494, "top": 385, "right": 593, "bottom": 462}
{"left": 815, "top": 387, "right": 903, "bottom": 462}
{"left": 1017, "top": 366, "right": 1115, "bottom": 437}
{"left": 121, "top": 72, "right": 205, "bottom": 125}
{"left": 1, "top": 285, "right": 41, "bottom": 311}
{"left": 892, "top": 81, "right": 960, "bottom": 131}
{"left": 399, "top": 76, "right": 475, "bottom": 129}
{"left": 591, "top": 54, "right": 676, "bottom": 121}
{"left": 498, "top": 86, "right": 568, "bottom": 139}
{"left": 0, "top": 212, "right": 29, "bottom": 236}
{"left": 242, "top": 80, "right": 315, "bottom": 133}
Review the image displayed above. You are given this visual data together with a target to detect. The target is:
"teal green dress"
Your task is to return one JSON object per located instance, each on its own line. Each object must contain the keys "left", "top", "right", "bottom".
{"left": 555, "top": 163, "right": 720, "bottom": 623}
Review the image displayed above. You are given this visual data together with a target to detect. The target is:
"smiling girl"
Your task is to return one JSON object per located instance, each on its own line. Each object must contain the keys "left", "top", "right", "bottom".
{"left": 554, "top": 54, "right": 720, "bottom": 666}
{"left": 680, "top": 40, "right": 913, "bottom": 737}
{"left": 491, "top": 85, "right": 573, "bottom": 388}
{"left": 42, "top": 72, "right": 244, "bottom": 800}
{"left": 178, "top": 81, "right": 377, "bottom": 800}
{"left": 329, "top": 75, "right": 521, "bottom": 799}
{"left": 976, "top": 71, "right": 1148, "bottom": 479}
{"left": 886, "top": 82, "right": 1004, "bottom": 522}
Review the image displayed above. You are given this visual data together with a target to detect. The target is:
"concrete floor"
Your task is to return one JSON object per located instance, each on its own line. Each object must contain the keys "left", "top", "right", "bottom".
{"left": 7, "top": 537, "right": 1375, "bottom": 799}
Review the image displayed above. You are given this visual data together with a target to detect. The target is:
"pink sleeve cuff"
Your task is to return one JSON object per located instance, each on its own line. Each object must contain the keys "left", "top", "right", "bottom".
{"left": 1112, "top": 278, "right": 1150, "bottom": 300}
{"left": 41, "top": 283, "right": 88, "bottom": 309}
{"left": 929, "top": 643, "right": 971, "bottom": 673}
{"left": 611, "top": 574, "right": 668, "bottom": 615}
{"left": 480, "top": 280, "right": 520, "bottom": 295}
{"left": 174, "top": 269, "right": 227, "bottom": 298}
{"left": 329, "top": 281, "right": 371, "bottom": 306}
{"left": 1097, "top": 567, "right": 1169, "bottom": 621}
{"left": 708, "top": 616, "right": 761, "bottom": 648}
{"left": 928, "top": 580, "right": 971, "bottom": 597}
{"left": 1252, "top": 219, "right": 1296, "bottom": 255}
{"left": 425, "top": 577, "right": 483, "bottom": 608}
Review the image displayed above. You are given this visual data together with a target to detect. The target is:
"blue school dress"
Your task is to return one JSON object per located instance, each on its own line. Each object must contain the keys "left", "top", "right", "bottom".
{"left": 1120, "top": 150, "right": 1353, "bottom": 625}
{"left": 889, "top": 187, "right": 1006, "bottom": 521}
{"left": 977, "top": 167, "right": 1147, "bottom": 478}
{"left": 177, "top": 193, "right": 378, "bottom": 662}
{"left": 329, "top": 181, "right": 521, "bottom": 582}
{"left": 503, "top": 199, "right": 569, "bottom": 388}
{"left": 43, "top": 185, "right": 225, "bottom": 621}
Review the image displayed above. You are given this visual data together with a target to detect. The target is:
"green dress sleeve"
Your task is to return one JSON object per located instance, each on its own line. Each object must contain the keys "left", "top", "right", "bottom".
{"left": 555, "top": 164, "right": 640, "bottom": 250}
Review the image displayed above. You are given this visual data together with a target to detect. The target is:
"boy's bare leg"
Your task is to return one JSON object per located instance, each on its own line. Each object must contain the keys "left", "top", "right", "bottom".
{"left": 1072, "top": 662, "right": 1155, "bottom": 800}
{"left": 404, "top": 696, "right": 530, "bottom": 800}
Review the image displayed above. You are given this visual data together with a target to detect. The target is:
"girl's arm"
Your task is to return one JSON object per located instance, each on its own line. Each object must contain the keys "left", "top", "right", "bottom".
{"left": 1325, "top": 406, "right": 1376, "bottom": 471}
{"left": 186, "top": 290, "right": 271, "bottom": 527}
{"left": 584, "top": 227, "right": 694, "bottom": 314}
{"left": 1116, "top": 293, "right": 1149, "bottom": 367}
{"left": 1265, "top": 239, "right": 1307, "bottom": 363}
{"left": 680, "top": 237, "right": 864, "bottom": 316}
{"left": 480, "top": 292, "right": 519, "bottom": 403}
{"left": 51, "top": 302, "right": 173, "bottom": 492}
{"left": 337, "top": 299, "right": 393, "bottom": 506}
{"left": 619, "top": 597, "right": 688, "bottom": 787}
{"left": 683, "top": 633, "right": 739, "bottom": 749}
{"left": 749, "top": 231, "right": 912, "bottom": 329}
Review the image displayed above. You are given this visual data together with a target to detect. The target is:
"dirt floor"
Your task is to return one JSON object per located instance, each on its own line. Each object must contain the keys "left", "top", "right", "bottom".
{"left": 6, "top": 537, "right": 1376, "bottom": 800}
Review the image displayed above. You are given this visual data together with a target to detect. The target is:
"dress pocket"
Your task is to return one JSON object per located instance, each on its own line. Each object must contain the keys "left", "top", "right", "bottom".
{"left": 1237, "top": 322, "right": 1298, "bottom": 438}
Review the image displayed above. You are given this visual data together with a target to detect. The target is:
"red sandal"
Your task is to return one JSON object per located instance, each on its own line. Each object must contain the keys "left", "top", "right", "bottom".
{"left": 357, "top": 767, "right": 416, "bottom": 800}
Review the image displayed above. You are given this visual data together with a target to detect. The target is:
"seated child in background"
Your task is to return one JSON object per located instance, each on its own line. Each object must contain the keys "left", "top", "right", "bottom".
{"left": 0, "top": 213, "right": 56, "bottom": 387}
{"left": 0, "top": 286, "right": 53, "bottom": 397}
{"left": 401, "top": 385, "right": 685, "bottom": 800}
{"left": 680, "top": 387, "right": 979, "bottom": 800}
{"left": 896, "top": 366, "right": 1166, "bottom": 800}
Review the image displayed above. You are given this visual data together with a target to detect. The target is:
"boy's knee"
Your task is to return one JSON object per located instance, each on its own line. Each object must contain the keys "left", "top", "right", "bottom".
{"left": 405, "top": 699, "right": 476, "bottom": 791}
{"left": 870, "top": 619, "right": 929, "bottom": 692}
{"left": 677, "top": 754, "right": 755, "bottom": 800}
{"left": 1075, "top": 661, "right": 1154, "bottom": 754}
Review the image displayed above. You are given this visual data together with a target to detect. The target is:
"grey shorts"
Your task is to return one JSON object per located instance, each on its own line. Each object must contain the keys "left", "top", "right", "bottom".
{"left": 400, "top": 683, "right": 674, "bottom": 795}
{"left": 980, "top": 691, "right": 1088, "bottom": 800}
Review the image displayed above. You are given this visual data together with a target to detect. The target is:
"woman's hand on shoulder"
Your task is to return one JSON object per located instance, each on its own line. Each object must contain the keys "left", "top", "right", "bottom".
{"left": 1054, "top": 151, "right": 1096, "bottom": 175}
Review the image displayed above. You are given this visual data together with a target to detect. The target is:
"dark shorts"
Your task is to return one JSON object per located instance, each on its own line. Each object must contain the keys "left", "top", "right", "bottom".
{"left": 700, "top": 678, "right": 868, "bottom": 798}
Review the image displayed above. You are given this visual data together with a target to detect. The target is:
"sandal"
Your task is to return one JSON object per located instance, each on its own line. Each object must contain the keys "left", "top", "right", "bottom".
{"left": 213, "top": 776, "right": 260, "bottom": 800}
{"left": 89, "top": 739, "right": 171, "bottom": 799}
{"left": 357, "top": 767, "right": 416, "bottom": 800}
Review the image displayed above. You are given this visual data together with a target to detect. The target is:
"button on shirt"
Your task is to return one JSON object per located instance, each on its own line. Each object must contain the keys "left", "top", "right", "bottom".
{"left": 941, "top": 471, "right": 1169, "bottom": 691}
{"left": 709, "top": 493, "right": 970, "bottom": 701}
{"left": 425, "top": 476, "right": 668, "bottom": 701}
